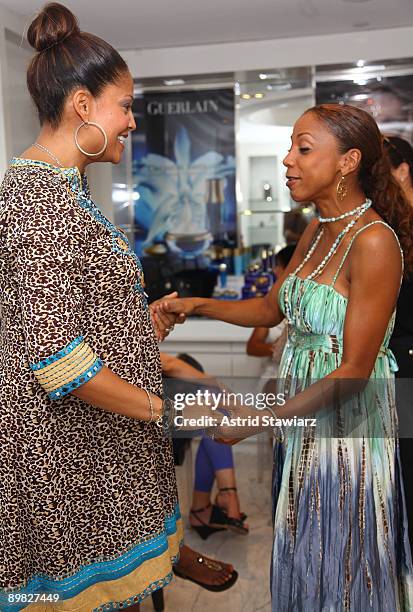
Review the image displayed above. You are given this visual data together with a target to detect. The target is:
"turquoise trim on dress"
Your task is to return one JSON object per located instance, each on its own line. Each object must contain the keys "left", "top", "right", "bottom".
{"left": 0, "top": 505, "right": 182, "bottom": 612}
{"left": 30, "top": 336, "right": 84, "bottom": 371}
{"left": 92, "top": 573, "right": 173, "bottom": 611}
{"left": 48, "top": 358, "right": 103, "bottom": 400}
{"left": 29, "top": 335, "right": 103, "bottom": 400}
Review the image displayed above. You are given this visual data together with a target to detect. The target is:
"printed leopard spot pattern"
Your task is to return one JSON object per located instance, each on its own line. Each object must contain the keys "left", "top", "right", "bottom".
{"left": 0, "top": 162, "right": 179, "bottom": 597}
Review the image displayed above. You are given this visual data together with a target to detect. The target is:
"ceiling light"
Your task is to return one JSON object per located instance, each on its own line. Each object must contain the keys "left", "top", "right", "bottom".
{"left": 112, "top": 189, "right": 128, "bottom": 203}
{"left": 353, "top": 78, "right": 367, "bottom": 86}
{"left": 254, "top": 93, "right": 265, "bottom": 99}
{"left": 243, "top": 209, "right": 252, "bottom": 216}
{"left": 259, "top": 73, "right": 268, "bottom": 80}
{"left": 234, "top": 82, "right": 241, "bottom": 95}
{"left": 163, "top": 79, "right": 185, "bottom": 86}
{"left": 356, "top": 59, "right": 364, "bottom": 68}
{"left": 241, "top": 94, "right": 251, "bottom": 100}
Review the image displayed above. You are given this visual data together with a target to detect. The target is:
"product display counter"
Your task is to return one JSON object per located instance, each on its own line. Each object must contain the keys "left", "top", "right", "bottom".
{"left": 162, "top": 318, "right": 264, "bottom": 377}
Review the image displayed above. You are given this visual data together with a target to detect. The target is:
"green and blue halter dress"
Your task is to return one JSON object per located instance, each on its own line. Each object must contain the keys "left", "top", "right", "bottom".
{"left": 272, "top": 220, "right": 413, "bottom": 611}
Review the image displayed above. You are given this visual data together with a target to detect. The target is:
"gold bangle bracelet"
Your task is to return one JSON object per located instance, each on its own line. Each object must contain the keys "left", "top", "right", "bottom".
{"left": 143, "top": 388, "right": 154, "bottom": 422}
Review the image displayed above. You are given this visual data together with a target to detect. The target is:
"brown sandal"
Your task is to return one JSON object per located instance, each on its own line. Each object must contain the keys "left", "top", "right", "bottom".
{"left": 173, "top": 555, "right": 238, "bottom": 591}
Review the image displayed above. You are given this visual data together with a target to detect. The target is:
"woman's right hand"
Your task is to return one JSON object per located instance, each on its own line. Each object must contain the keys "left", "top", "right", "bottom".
{"left": 156, "top": 297, "right": 197, "bottom": 318}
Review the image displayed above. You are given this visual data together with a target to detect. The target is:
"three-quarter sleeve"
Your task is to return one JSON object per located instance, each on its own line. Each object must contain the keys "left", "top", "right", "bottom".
{"left": 11, "top": 178, "right": 103, "bottom": 399}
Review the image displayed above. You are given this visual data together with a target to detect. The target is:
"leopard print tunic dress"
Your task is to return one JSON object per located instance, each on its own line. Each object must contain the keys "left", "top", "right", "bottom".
{"left": 0, "top": 159, "right": 183, "bottom": 612}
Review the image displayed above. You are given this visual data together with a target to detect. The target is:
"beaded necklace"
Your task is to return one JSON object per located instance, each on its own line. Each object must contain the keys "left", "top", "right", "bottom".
{"left": 293, "top": 199, "right": 372, "bottom": 281}
{"left": 318, "top": 200, "right": 370, "bottom": 223}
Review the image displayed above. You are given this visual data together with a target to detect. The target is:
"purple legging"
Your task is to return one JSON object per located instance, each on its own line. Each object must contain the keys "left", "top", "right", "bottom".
{"left": 194, "top": 435, "right": 235, "bottom": 493}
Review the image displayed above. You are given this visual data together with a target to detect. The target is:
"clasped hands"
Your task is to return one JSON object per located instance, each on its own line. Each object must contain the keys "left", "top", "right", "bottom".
{"left": 149, "top": 292, "right": 191, "bottom": 342}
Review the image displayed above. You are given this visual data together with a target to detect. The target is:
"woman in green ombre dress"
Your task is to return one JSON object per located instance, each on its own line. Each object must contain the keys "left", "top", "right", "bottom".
{"left": 155, "top": 104, "right": 413, "bottom": 610}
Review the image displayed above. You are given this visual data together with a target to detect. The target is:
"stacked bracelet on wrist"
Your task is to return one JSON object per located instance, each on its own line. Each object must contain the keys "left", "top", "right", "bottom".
{"left": 143, "top": 388, "right": 165, "bottom": 428}
{"left": 162, "top": 397, "right": 175, "bottom": 432}
{"left": 143, "top": 388, "right": 154, "bottom": 422}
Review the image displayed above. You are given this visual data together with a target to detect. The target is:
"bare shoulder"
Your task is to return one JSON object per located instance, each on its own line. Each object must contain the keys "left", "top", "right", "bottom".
{"left": 351, "top": 221, "right": 402, "bottom": 275}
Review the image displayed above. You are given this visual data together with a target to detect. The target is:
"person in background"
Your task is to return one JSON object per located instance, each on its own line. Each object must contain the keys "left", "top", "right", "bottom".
{"left": 161, "top": 353, "right": 249, "bottom": 539}
{"left": 386, "top": 135, "right": 413, "bottom": 374}
{"left": 283, "top": 202, "right": 315, "bottom": 244}
{"left": 246, "top": 245, "right": 296, "bottom": 385}
{"left": 385, "top": 135, "right": 413, "bottom": 548}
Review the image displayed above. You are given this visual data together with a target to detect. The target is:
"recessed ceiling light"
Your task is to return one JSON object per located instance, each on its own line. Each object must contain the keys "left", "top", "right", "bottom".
{"left": 259, "top": 73, "right": 268, "bottom": 80}
{"left": 241, "top": 94, "right": 252, "bottom": 100}
{"left": 353, "top": 78, "right": 368, "bottom": 86}
{"left": 254, "top": 93, "right": 265, "bottom": 99}
{"left": 163, "top": 79, "right": 185, "bottom": 86}
{"left": 356, "top": 59, "right": 364, "bottom": 68}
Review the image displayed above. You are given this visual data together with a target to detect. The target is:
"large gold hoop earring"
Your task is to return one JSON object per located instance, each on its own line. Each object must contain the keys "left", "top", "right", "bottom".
{"left": 74, "top": 121, "right": 108, "bottom": 157}
{"left": 336, "top": 175, "right": 348, "bottom": 201}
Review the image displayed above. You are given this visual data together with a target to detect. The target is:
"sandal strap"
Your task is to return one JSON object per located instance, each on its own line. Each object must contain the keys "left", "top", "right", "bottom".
{"left": 218, "top": 487, "right": 237, "bottom": 492}
{"left": 197, "top": 556, "right": 224, "bottom": 572}
{"left": 190, "top": 504, "right": 212, "bottom": 528}
{"left": 191, "top": 503, "right": 212, "bottom": 513}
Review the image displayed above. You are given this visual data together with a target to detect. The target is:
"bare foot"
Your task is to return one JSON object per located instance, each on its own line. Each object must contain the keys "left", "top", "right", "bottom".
{"left": 175, "top": 545, "right": 236, "bottom": 587}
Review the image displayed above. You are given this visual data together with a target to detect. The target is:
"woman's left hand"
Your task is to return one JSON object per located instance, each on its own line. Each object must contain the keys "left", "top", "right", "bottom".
{"left": 149, "top": 292, "right": 186, "bottom": 341}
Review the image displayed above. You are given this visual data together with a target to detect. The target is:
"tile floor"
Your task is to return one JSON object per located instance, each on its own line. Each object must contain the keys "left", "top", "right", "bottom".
{"left": 142, "top": 435, "right": 274, "bottom": 612}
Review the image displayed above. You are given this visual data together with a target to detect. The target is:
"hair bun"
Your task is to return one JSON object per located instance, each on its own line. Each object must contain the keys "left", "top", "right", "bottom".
{"left": 27, "top": 2, "right": 80, "bottom": 52}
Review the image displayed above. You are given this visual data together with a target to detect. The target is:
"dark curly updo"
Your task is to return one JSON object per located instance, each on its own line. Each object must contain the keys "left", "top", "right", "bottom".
{"left": 27, "top": 2, "right": 129, "bottom": 127}
{"left": 305, "top": 103, "right": 413, "bottom": 276}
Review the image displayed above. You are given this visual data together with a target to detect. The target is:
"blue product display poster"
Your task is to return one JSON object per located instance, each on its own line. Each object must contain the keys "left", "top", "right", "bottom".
{"left": 132, "top": 89, "right": 236, "bottom": 257}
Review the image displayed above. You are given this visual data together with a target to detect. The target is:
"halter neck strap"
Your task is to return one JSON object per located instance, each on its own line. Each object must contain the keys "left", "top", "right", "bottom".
{"left": 331, "top": 220, "right": 404, "bottom": 288}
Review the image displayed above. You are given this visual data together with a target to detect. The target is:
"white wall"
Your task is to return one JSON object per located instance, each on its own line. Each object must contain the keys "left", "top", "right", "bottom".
{"left": 0, "top": 4, "right": 29, "bottom": 176}
{"left": 87, "top": 162, "right": 114, "bottom": 222}
{"left": 122, "top": 26, "right": 413, "bottom": 78}
{"left": 3, "top": 29, "right": 38, "bottom": 160}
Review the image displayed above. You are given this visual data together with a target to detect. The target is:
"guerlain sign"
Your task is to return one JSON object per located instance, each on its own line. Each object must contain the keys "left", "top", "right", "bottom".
{"left": 131, "top": 88, "right": 236, "bottom": 257}
{"left": 147, "top": 99, "right": 219, "bottom": 115}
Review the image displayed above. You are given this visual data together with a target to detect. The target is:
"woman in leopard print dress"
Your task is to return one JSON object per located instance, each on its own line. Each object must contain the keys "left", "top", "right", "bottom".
{"left": 0, "top": 4, "right": 183, "bottom": 611}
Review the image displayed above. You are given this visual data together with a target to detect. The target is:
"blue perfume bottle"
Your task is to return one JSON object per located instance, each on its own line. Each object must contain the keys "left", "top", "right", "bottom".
{"left": 219, "top": 263, "right": 227, "bottom": 288}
